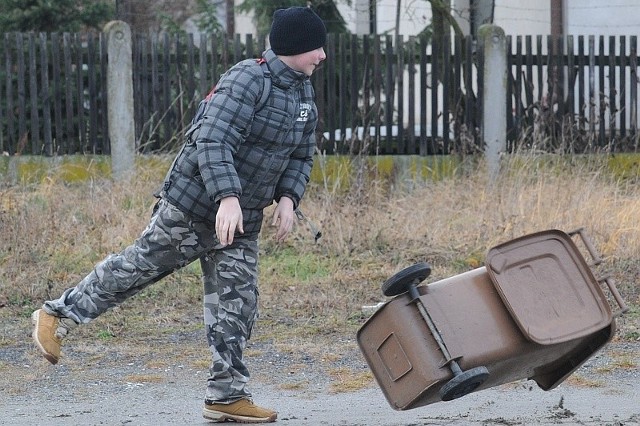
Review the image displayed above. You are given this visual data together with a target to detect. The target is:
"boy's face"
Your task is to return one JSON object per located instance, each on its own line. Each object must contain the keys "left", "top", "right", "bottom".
{"left": 282, "top": 47, "right": 326, "bottom": 76}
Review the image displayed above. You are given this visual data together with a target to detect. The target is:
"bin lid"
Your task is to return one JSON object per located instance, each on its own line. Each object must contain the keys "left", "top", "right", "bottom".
{"left": 486, "top": 229, "right": 612, "bottom": 345}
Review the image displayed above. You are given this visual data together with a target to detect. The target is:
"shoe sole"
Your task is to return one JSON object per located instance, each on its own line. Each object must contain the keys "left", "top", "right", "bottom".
{"left": 31, "top": 310, "right": 59, "bottom": 365}
{"left": 202, "top": 407, "right": 276, "bottom": 423}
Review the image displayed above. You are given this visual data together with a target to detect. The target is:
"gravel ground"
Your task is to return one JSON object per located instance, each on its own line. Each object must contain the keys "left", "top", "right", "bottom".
{"left": 1, "top": 310, "right": 638, "bottom": 426}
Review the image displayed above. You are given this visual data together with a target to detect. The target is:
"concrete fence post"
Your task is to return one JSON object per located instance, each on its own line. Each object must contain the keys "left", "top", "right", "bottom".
{"left": 104, "top": 20, "right": 135, "bottom": 181}
{"left": 478, "top": 24, "right": 507, "bottom": 181}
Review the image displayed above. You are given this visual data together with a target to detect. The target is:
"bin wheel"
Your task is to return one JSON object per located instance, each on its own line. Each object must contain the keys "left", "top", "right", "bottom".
{"left": 381, "top": 262, "right": 431, "bottom": 297}
{"left": 439, "top": 366, "right": 489, "bottom": 401}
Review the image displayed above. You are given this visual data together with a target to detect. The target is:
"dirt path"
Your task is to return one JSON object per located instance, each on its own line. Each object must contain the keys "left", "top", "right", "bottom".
{"left": 2, "top": 334, "right": 638, "bottom": 426}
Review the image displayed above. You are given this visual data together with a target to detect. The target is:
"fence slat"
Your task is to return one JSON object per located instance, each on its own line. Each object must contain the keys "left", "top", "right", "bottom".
{"left": 100, "top": 34, "right": 109, "bottom": 153}
{"left": 0, "top": 35, "right": 4, "bottom": 152}
{"left": 326, "top": 33, "right": 336, "bottom": 152}
{"left": 566, "top": 35, "right": 575, "bottom": 119}
{"left": 396, "top": 34, "right": 405, "bottom": 155}
{"left": 51, "top": 32, "right": 66, "bottom": 153}
{"left": 245, "top": 33, "right": 254, "bottom": 59}
{"left": 536, "top": 36, "right": 543, "bottom": 104}
{"left": 373, "top": 35, "right": 382, "bottom": 151}
{"left": 598, "top": 36, "right": 606, "bottom": 146}
{"left": 186, "top": 33, "right": 196, "bottom": 125}
{"left": 162, "top": 33, "right": 171, "bottom": 145}
{"left": 210, "top": 35, "right": 219, "bottom": 87}
{"left": 619, "top": 36, "right": 627, "bottom": 139}
{"left": 556, "top": 36, "right": 565, "bottom": 120}
{"left": 577, "top": 36, "right": 586, "bottom": 128}
{"left": 507, "top": 35, "right": 515, "bottom": 145}
{"left": 464, "top": 35, "right": 475, "bottom": 144}
{"left": 361, "top": 35, "right": 370, "bottom": 154}
{"left": 87, "top": 33, "right": 99, "bottom": 153}
{"left": 339, "top": 34, "right": 347, "bottom": 148}
{"left": 233, "top": 34, "right": 242, "bottom": 64}
{"left": 62, "top": 33, "right": 74, "bottom": 154}
{"left": 524, "top": 36, "right": 534, "bottom": 130}
{"left": 198, "top": 33, "right": 208, "bottom": 99}
{"left": 349, "top": 34, "right": 358, "bottom": 141}
{"left": 311, "top": 55, "right": 324, "bottom": 148}
{"left": 442, "top": 35, "right": 450, "bottom": 154}
{"left": 384, "top": 35, "right": 393, "bottom": 152}
{"left": 419, "top": 36, "right": 427, "bottom": 155}
{"left": 630, "top": 36, "right": 637, "bottom": 144}
{"left": 452, "top": 35, "right": 462, "bottom": 147}
{"left": 39, "top": 33, "right": 53, "bottom": 156}
{"left": 4, "top": 34, "right": 15, "bottom": 153}
{"left": 28, "top": 33, "right": 39, "bottom": 153}
{"left": 588, "top": 36, "right": 596, "bottom": 139}
{"left": 132, "top": 34, "right": 141, "bottom": 148}
{"left": 609, "top": 36, "right": 617, "bottom": 144}
{"left": 430, "top": 37, "right": 439, "bottom": 155}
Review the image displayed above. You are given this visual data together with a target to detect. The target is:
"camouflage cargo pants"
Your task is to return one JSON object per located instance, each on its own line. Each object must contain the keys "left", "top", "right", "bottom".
{"left": 43, "top": 198, "right": 259, "bottom": 403}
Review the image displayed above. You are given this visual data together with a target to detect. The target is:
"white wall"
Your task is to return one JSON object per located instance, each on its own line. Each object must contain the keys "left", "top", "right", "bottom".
{"left": 493, "top": 0, "right": 550, "bottom": 36}
{"left": 493, "top": 0, "right": 640, "bottom": 37}
{"left": 566, "top": 0, "right": 640, "bottom": 36}
{"left": 337, "top": 0, "right": 431, "bottom": 36}
{"left": 337, "top": 0, "right": 548, "bottom": 38}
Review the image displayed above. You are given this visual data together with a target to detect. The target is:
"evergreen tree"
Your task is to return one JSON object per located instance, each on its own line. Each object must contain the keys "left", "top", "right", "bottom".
{"left": 0, "top": 0, "right": 114, "bottom": 33}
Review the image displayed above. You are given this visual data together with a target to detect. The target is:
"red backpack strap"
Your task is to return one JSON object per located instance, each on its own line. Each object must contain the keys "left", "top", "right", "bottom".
{"left": 204, "top": 85, "right": 216, "bottom": 102}
{"left": 256, "top": 58, "right": 271, "bottom": 111}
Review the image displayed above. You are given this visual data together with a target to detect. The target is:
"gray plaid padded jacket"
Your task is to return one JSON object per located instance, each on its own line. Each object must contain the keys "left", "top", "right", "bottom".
{"left": 163, "top": 49, "right": 317, "bottom": 237}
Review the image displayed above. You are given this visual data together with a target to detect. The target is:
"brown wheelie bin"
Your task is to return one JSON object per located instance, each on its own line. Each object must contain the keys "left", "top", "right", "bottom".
{"left": 357, "top": 228, "right": 628, "bottom": 411}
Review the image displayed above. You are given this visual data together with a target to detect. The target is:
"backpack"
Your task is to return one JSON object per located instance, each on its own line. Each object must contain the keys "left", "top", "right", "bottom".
{"left": 187, "top": 58, "right": 272, "bottom": 138}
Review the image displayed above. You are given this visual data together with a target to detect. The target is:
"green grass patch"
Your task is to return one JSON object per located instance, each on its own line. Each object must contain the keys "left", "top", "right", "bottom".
{"left": 261, "top": 246, "right": 332, "bottom": 282}
{"left": 97, "top": 330, "right": 115, "bottom": 340}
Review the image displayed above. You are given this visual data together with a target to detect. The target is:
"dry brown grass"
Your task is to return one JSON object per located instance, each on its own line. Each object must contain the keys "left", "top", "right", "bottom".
{"left": 123, "top": 374, "right": 166, "bottom": 384}
{"left": 328, "top": 367, "right": 374, "bottom": 393}
{"left": 593, "top": 351, "right": 638, "bottom": 373}
{"left": 0, "top": 153, "right": 638, "bottom": 343}
{"left": 261, "top": 154, "right": 640, "bottom": 336}
{"left": 564, "top": 374, "right": 605, "bottom": 388}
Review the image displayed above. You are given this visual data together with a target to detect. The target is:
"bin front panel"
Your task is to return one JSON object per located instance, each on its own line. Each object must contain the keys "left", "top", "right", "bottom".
{"left": 357, "top": 294, "right": 449, "bottom": 409}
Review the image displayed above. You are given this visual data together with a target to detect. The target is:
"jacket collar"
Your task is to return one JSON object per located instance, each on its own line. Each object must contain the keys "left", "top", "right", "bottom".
{"left": 263, "top": 49, "right": 308, "bottom": 89}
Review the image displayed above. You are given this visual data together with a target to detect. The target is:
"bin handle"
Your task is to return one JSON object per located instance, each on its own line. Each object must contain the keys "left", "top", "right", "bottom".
{"left": 568, "top": 228, "right": 628, "bottom": 317}
{"left": 568, "top": 227, "right": 602, "bottom": 266}
{"left": 600, "top": 275, "right": 629, "bottom": 317}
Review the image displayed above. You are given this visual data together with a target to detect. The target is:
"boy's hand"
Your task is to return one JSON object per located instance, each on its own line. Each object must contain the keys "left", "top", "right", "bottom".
{"left": 272, "top": 197, "right": 295, "bottom": 243}
{"left": 216, "top": 197, "right": 243, "bottom": 246}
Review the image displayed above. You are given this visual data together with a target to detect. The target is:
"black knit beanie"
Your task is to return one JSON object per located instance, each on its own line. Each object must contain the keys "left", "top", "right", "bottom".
{"left": 269, "top": 7, "right": 327, "bottom": 56}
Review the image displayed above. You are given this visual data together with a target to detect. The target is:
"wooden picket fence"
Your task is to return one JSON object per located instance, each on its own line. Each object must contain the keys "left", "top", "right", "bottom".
{"left": 507, "top": 34, "right": 640, "bottom": 153}
{"left": 0, "top": 31, "right": 639, "bottom": 156}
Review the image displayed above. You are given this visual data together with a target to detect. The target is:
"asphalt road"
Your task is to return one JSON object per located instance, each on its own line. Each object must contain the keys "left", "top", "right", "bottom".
{"left": 2, "top": 342, "right": 638, "bottom": 426}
